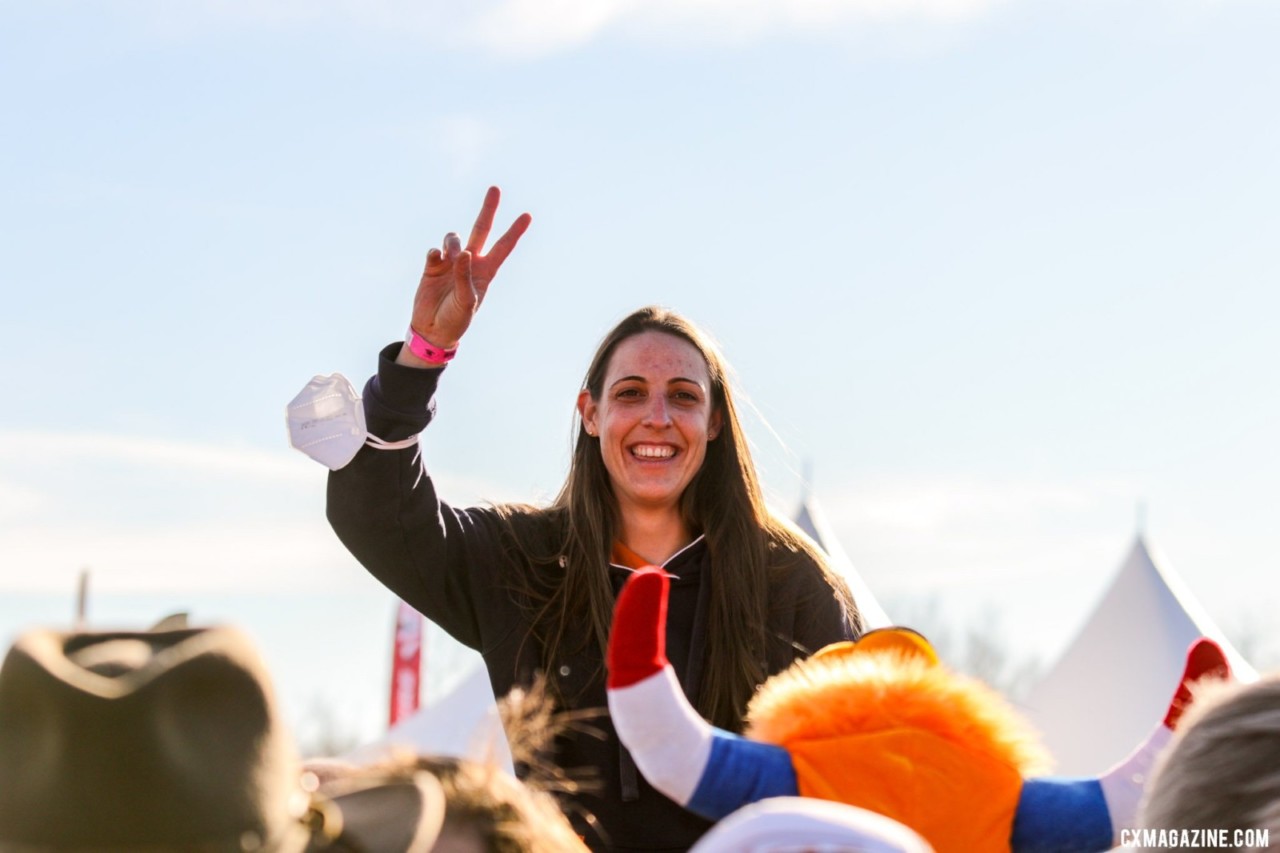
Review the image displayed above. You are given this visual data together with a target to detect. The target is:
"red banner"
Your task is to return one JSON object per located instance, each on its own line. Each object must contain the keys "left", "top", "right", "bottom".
{"left": 389, "top": 599, "right": 423, "bottom": 728}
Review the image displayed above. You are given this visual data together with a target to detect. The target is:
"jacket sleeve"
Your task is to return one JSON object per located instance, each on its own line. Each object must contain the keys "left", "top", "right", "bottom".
{"left": 325, "top": 344, "right": 517, "bottom": 652}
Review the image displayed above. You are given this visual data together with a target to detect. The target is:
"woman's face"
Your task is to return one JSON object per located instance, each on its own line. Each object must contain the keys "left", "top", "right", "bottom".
{"left": 579, "top": 330, "right": 723, "bottom": 520}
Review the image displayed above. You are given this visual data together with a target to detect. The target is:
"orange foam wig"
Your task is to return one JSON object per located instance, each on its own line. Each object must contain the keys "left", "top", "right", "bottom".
{"left": 745, "top": 632, "right": 1050, "bottom": 853}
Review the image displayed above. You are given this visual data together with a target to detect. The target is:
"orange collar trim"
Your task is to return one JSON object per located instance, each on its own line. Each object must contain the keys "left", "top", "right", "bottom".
{"left": 610, "top": 541, "right": 650, "bottom": 570}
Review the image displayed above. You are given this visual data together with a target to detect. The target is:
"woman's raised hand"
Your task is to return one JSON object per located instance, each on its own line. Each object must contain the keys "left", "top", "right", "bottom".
{"left": 406, "top": 186, "right": 531, "bottom": 360}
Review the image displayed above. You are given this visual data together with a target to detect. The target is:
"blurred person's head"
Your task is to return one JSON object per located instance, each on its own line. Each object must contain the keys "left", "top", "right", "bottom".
{"left": 309, "top": 753, "right": 587, "bottom": 853}
{"left": 1138, "top": 672, "right": 1280, "bottom": 850}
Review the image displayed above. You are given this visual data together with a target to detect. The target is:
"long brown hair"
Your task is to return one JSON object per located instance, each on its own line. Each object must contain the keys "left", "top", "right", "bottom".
{"left": 503, "top": 306, "right": 856, "bottom": 730}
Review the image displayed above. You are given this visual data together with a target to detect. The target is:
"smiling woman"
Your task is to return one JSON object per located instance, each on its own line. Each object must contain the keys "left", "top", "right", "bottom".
{"left": 325, "top": 188, "right": 861, "bottom": 852}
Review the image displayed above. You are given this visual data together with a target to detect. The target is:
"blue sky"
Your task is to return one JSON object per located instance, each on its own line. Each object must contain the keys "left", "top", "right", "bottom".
{"left": 3, "top": 0, "right": 1278, "bottom": 742}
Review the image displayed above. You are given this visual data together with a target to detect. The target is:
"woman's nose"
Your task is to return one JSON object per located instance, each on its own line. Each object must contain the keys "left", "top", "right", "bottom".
{"left": 642, "top": 396, "right": 672, "bottom": 427}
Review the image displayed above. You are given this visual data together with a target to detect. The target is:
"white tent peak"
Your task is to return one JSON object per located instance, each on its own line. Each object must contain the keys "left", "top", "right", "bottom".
{"left": 1023, "top": 534, "right": 1256, "bottom": 775}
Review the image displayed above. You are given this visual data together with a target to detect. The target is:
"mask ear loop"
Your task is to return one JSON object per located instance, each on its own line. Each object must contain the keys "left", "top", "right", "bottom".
{"left": 364, "top": 434, "right": 427, "bottom": 488}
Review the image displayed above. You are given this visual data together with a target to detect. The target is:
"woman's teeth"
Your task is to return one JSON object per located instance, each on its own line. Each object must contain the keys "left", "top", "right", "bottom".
{"left": 631, "top": 445, "right": 675, "bottom": 459}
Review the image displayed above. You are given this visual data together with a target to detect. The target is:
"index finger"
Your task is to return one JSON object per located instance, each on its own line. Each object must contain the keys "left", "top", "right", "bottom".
{"left": 465, "top": 186, "right": 502, "bottom": 254}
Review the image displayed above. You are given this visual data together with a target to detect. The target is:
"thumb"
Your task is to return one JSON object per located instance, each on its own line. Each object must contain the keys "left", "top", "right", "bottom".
{"left": 1163, "top": 637, "right": 1230, "bottom": 730}
{"left": 608, "top": 567, "right": 669, "bottom": 689}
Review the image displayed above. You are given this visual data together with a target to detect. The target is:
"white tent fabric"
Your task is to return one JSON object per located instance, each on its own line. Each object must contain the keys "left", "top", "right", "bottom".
{"left": 346, "top": 664, "right": 514, "bottom": 773}
{"left": 793, "top": 494, "right": 891, "bottom": 630}
{"left": 1022, "top": 536, "right": 1256, "bottom": 776}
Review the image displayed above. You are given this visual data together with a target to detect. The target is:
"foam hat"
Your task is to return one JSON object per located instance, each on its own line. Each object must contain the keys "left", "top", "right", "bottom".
{"left": 607, "top": 567, "right": 1232, "bottom": 853}
{"left": 0, "top": 626, "right": 443, "bottom": 852}
{"left": 688, "top": 797, "right": 934, "bottom": 853}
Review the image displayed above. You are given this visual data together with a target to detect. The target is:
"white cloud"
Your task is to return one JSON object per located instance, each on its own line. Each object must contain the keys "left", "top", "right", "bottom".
{"left": 0, "top": 429, "right": 522, "bottom": 502}
{"left": 809, "top": 472, "right": 1280, "bottom": 669}
{"left": 0, "top": 430, "right": 313, "bottom": 484}
{"left": 468, "top": 0, "right": 1004, "bottom": 55}
{"left": 0, "top": 428, "right": 526, "bottom": 592}
{"left": 823, "top": 473, "right": 1134, "bottom": 534}
{"left": 88, "top": 0, "right": 1273, "bottom": 59}
{"left": 799, "top": 473, "right": 1148, "bottom": 665}
{"left": 111, "top": 0, "right": 446, "bottom": 39}
{"left": 0, "top": 481, "right": 49, "bottom": 521}
{"left": 0, "top": 429, "right": 342, "bottom": 592}
{"left": 468, "top": 0, "right": 634, "bottom": 56}
{"left": 816, "top": 472, "right": 1139, "bottom": 590}
{"left": 0, "top": 519, "right": 354, "bottom": 594}
{"left": 79, "top": 0, "right": 1006, "bottom": 57}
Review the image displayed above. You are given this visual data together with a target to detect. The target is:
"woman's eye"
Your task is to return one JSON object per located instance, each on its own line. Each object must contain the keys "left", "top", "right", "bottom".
{"left": 673, "top": 390, "right": 698, "bottom": 402}
{"left": 617, "top": 388, "right": 643, "bottom": 399}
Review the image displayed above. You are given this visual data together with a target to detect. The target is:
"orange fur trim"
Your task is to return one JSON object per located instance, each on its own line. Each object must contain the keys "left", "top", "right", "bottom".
{"left": 746, "top": 649, "right": 1051, "bottom": 776}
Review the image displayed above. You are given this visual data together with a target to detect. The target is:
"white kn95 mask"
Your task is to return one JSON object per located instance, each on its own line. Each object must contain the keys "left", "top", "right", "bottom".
{"left": 286, "top": 373, "right": 418, "bottom": 471}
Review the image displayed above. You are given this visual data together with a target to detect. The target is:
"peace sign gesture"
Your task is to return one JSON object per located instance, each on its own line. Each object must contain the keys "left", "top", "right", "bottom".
{"left": 403, "top": 186, "right": 532, "bottom": 365}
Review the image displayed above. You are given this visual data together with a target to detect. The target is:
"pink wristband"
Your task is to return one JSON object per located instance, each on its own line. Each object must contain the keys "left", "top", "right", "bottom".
{"left": 405, "top": 327, "right": 458, "bottom": 365}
